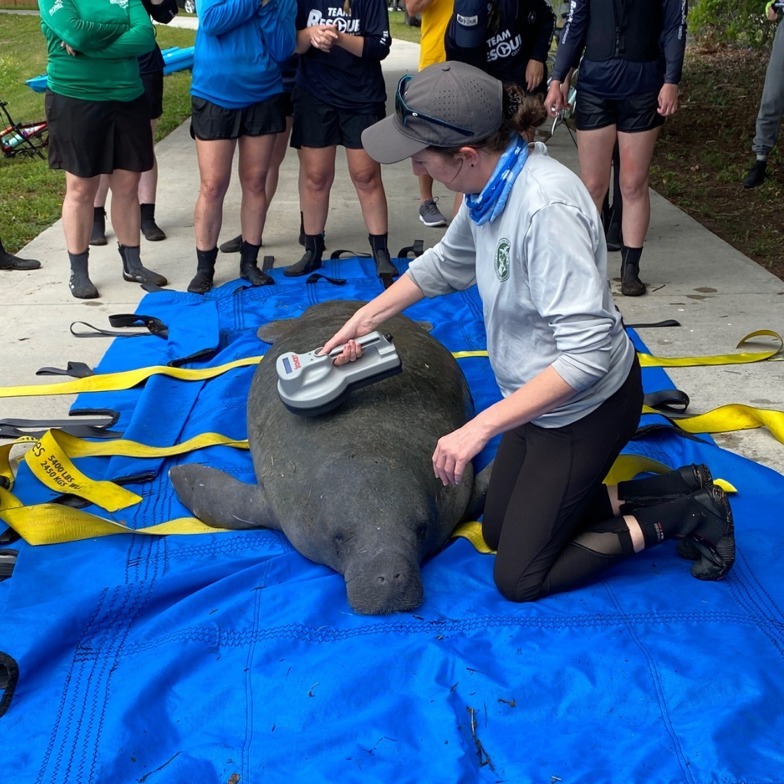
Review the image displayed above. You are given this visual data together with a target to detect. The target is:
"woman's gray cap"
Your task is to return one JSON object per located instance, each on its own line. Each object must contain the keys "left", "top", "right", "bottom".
{"left": 361, "top": 61, "right": 503, "bottom": 164}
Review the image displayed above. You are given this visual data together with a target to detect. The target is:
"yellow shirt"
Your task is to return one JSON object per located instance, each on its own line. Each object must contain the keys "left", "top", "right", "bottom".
{"left": 419, "top": 0, "right": 453, "bottom": 70}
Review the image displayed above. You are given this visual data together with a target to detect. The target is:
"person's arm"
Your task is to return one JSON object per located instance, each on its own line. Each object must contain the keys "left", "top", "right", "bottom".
{"left": 38, "top": 0, "right": 128, "bottom": 51}
{"left": 549, "top": 0, "right": 587, "bottom": 82}
{"left": 321, "top": 274, "right": 426, "bottom": 357}
{"left": 333, "top": 0, "right": 391, "bottom": 61}
{"left": 432, "top": 365, "right": 576, "bottom": 486}
{"left": 404, "top": 0, "right": 432, "bottom": 14}
{"left": 198, "top": 0, "right": 259, "bottom": 37}
{"left": 527, "top": 0, "right": 556, "bottom": 64}
{"left": 660, "top": 0, "right": 687, "bottom": 85}
{"left": 258, "top": 0, "right": 297, "bottom": 62}
{"left": 81, "top": 0, "right": 155, "bottom": 59}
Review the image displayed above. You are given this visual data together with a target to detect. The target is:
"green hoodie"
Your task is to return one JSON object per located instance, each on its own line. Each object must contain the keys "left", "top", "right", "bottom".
{"left": 39, "top": 0, "right": 155, "bottom": 102}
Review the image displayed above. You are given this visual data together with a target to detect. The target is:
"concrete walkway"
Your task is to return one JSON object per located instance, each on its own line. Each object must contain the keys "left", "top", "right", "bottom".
{"left": 3, "top": 39, "right": 783, "bottom": 473}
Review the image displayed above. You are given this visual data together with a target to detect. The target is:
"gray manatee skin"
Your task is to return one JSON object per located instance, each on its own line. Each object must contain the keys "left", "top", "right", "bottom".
{"left": 170, "top": 299, "right": 487, "bottom": 615}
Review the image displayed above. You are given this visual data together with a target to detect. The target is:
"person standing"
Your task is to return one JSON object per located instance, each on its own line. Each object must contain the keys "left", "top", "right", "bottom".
{"left": 404, "top": 0, "right": 453, "bottom": 228}
{"left": 444, "top": 0, "right": 555, "bottom": 95}
{"left": 743, "top": 0, "right": 784, "bottom": 188}
{"left": 544, "top": 0, "right": 687, "bottom": 297}
{"left": 322, "top": 62, "right": 734, "bottom": 602}
{"left": 91, "top": 0, "right": 179, "bottom": 247}
{"left": 38, "top": 0, "right": 168, "bottom": 299}
{"left": 186, "top": 0, "right": 297, "bottom": 294}
{"left": 283, "top": 0, "right": 395, "bottom": 278}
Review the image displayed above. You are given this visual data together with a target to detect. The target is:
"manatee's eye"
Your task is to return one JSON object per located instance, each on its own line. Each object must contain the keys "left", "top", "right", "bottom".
{"left": 334, "top": 531, "right": 347, "bottom": 556}
{"left": 415, "top": 522, "right": 428, "bottom": 542}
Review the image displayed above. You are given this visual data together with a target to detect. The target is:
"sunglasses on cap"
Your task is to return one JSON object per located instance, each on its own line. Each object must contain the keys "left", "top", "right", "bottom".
{"left": 394, "top": 74, "right": 474, "bottom": 138}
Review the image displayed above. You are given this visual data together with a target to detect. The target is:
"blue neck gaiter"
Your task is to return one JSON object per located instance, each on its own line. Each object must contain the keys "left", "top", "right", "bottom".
{"left": 465, "top": 136, "right": 529, "bottom": 226}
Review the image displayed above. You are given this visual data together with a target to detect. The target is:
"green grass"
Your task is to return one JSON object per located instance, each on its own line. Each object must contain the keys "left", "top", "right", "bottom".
{"left": 0, "top": 14, "right": 197, "bottom": 253}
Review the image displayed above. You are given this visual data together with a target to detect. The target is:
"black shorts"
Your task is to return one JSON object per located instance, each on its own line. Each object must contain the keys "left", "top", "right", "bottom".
{"left": 190, "top": 94, "right": 287, "bottom": 141}
{"left": 575, "top": 90, "right": 665, "bottom": 133}
{"left": 45, "top": 91, "right": 154, "bottom": 178}
{"left": 290, "top": 86, "right": 385, "bottom": 150}
{"left": 141, "top": 69, "right": 164, "bottom": 120}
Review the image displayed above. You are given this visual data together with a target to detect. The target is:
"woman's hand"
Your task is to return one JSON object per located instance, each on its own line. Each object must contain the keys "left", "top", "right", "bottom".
{"left": 657, "top": 83, "right": 679, "bottom": 117}
{"left": 432, "top": 420, "right": 491, "bottom": 487}
{"left": 320, "top": 310, "right": 377, "bottom": 365}
{"left": 544, "top": 80, "right": 565, "bottom": 117}
{"left": 307, "top": 24, "right": 338, "bottom": 52}
{"left": 525, "top": 59, "right": 544, "bottom": 93}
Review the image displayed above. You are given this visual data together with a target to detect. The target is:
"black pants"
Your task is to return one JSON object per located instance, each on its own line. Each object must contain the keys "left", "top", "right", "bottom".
{"left": 482, "top": 356, "right": 643, "bottom": 602}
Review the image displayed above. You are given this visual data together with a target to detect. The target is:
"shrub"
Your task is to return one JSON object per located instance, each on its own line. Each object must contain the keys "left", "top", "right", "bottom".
{"left": 689, "top": 0, "right": 776, "bottom": 49}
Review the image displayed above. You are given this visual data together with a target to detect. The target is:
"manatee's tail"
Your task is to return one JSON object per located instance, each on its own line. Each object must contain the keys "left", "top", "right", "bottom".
{"left": 169, "top": 464, "right": 280, "bottom": 531}
{"left": 462, "top": 460, "right": 493, "bottom": 523}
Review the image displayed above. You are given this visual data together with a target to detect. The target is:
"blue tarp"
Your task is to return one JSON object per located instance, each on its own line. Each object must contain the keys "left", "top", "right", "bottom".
{"left": 2, "top": 257, "right": 783, "bottom": 783}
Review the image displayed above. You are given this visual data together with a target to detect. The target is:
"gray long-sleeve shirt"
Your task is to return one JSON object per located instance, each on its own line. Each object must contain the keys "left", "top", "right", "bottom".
{"left": 407, "top": 142, "right": 635, "bottom": 428}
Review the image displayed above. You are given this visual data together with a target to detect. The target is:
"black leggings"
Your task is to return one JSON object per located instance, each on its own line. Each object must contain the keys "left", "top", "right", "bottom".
{"left": 482, "top": 356, "right": 643, "bottom": 602}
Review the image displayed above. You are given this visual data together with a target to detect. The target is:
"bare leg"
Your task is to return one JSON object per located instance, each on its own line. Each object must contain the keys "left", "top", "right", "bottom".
{"left": 576, "top": 124, "right": 617, "bottom": 217}
{"left": 193, "top": 137, "right": 236, "bottom": 250}
{"left": 346, "top": 146, "right": 388, "bottom": 235}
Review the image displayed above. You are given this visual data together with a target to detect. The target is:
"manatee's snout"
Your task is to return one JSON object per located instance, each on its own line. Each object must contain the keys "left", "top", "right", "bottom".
{"left": 345, "top": 552, "right": 423, "bottom": 615}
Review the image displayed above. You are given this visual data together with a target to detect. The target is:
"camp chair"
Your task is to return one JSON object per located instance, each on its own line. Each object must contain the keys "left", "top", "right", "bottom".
{"left": 0, "top": 99, "right": 48, "bottom": 159}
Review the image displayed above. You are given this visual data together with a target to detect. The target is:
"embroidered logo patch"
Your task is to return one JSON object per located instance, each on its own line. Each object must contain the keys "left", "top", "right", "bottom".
{"left": 495, "top": 238, "right": 511, "bottom": 282}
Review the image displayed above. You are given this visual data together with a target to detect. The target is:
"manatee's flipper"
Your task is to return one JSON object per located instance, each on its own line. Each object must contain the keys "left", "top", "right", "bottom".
{"left": 169, "top": 464, "right": 280, "bottom": 531}
{"left": 462, "top": 460, "right": 493, "bottom": 523}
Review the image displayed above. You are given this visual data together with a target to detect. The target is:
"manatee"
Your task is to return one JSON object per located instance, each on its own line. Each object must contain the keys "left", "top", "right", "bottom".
{"left": 170, "top": 300, "right": 490, "bottom": 615}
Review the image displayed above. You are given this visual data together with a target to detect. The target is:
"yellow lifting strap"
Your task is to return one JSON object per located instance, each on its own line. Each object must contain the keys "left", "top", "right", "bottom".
{"left": 0, "top": 355, "right": 263, "bottom": 399}
{"left": 0, "top": 330, "right": 779, "bottom": 399}
{"left": 0, "top": 447, "right": 736, "bottom": 547}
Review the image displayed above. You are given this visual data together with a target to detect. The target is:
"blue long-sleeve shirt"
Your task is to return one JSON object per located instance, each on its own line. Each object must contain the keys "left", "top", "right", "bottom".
{"left": 192, "top": 0, "right": 297, "bottom": 109}
{"left": 295, "top": 0, "right": 390, "bottom": 111}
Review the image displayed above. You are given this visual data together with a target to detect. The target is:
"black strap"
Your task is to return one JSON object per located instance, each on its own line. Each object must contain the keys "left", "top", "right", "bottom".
{"left": 626, "top": 319, "right": 681, "bottom": 329}
{"left": 643, "top": 388, "right": 690, "bottom": 414}
{"left": 0, "top": 550, "right": 17, "bottom": 582}
{"left": 36, "top": 360, "right": 94, "bottom": 378}
{"left": 306, "top": 273, "right": 347, "bottom": 285}
{"left": 397, "top": 239, "right": 425, "bottom": 258}
{"left": 0, "top": 651, "right": 19, "bottom": 719}
{"left": 70, "top": 314, "right": 168, "bottom": 339}
{"left": 0, "top": 409, "right": 121, "bottom": 440}
{"left": 329, "top": 249, "right": 371, "bottom": 260}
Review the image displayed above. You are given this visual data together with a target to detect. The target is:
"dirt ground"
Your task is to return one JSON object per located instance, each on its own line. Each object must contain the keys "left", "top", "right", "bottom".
{"left": 649, "top": 46, "right": 784, "bottom": 283}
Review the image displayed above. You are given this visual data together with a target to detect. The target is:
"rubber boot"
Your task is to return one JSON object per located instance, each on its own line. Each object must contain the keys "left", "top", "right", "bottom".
{"left": 632, "top": 486, "right": 735, "bottom": 580}
{"left": 369, "top": 233, "right": 397, "bottom": 277}
{"left": 118, "top": 244, "right": 168, "bottom": 286}
{"left": 0, "top": 238, "right": 41, "bottom": 270}
{"left": 188, "top": 248, "right": 218, "bottom": 294}
{"left": 68, "top": 250, "right": 98, "bottom": 299}
{"left": 219, "top": 234, "right": 243, "bottom": 253}
{"left": 620, "top": 246, "right": 646, "bottom": 297}
{"left": 298, "top": 212, "right": 305, "bottom": 246}
{"left": 239, "top": 240, "right": 274, "bottom": 286}
{"left": 90, "top": 207, "right": 107, "bottom": 246}
{"left": 140, "top": 203, "right": 166, "bottom": 242}
{"left": 284, "top": 232, "right": 325, "bottom": 277}
{"left": 617, "top": 464, "right": 713, "bottom": 513}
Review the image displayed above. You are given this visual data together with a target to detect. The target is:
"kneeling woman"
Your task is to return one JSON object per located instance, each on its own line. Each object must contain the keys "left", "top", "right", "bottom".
{"left": 322, "top": 62, "right": 735, "bottom": 602}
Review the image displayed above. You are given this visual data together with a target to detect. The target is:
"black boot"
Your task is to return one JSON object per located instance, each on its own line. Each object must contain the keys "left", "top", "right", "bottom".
{"left": 620, "top": 246, "right": 646, "bottom": 297}
{"left": 617, "top": 464, "right": 713, "bottom": 513}
{"left": 742, "top": 159, "right": 767, "bottom": 189}
{"left": 219, "top": 234, "right": 243, "bottom": 253}
{"left": 140, "top": 203, "right": 166, "bottom": 242}
{"left": 90, "top": 207, "right": 107, "bottom": 246}
{"left": 188, "top": 248, "right": 218, "bottom": 294}
{"left": 284, "top": 232, "right": 325, "bottom": 277}
{"left": 68, "top": 250, "right": 98, "bottom": 299}
{"left": 633, "top": 486, "right": 735, "bottom": 580}
{"left": 369, "top": 233, "right": 397, "bottom": 277}
{"left": 118, "top": 244, "right": 168, "bottom": 286}
{"left": 0, "top": 238, "right": 41, "bottom": 270}
{"left": 239, "top": 240, "right": 274, "bottom": 286}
